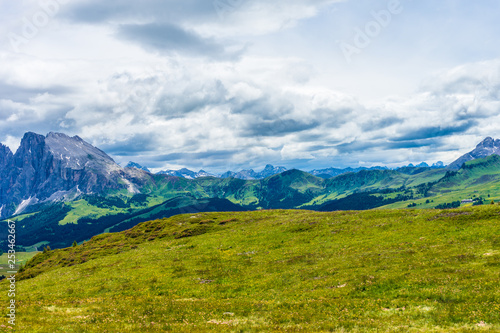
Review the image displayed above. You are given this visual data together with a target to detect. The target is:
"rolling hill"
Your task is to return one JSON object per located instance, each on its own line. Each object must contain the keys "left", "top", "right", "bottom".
{"left": 7, "top": 206, "right": 500, "bottom": 332}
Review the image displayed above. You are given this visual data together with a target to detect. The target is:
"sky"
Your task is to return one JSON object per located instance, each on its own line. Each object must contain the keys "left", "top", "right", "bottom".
{"left": 1, "top": 0, "right": 500, "bottom": 173}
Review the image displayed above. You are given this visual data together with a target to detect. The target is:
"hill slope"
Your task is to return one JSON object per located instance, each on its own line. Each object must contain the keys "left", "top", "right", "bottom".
{"left": 8, "top": 207, "right": 500, "bottom": 332}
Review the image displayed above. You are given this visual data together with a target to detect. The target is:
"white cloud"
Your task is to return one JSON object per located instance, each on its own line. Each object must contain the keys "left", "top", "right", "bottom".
{"left": 1, "top": 0, "right": 500, "bottom": 172}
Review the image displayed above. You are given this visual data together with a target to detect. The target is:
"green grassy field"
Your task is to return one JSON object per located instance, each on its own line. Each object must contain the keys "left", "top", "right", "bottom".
{"left": 2, "top": 206, "right": 499, "bottom": 332}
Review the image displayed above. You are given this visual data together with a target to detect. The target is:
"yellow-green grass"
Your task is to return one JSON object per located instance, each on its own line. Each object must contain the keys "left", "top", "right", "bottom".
{"left": 59, "top": 200, "right": 118, "bottom": 225}
{"left": 2, "top": 207, "right": 500, "bottom": 332}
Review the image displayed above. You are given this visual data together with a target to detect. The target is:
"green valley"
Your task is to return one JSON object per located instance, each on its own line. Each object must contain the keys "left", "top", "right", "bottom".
{"left": 6, "top": 155, "right": 500, "bottom": 250}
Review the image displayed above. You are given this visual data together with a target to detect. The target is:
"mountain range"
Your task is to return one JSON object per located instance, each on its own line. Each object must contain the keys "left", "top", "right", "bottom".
{"left": 153, "top": 164, "right": 288, "bottom": 180}
{"left": 131, "top": 162, "right": 445, "bottom": 181}
{"left": 1, "top": 132, "right": 500, "bottom": 250}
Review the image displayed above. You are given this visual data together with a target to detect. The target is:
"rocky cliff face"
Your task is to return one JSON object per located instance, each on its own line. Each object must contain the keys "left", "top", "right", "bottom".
{"left": 447, "top": 137, "right": 500, "bottom": 170}
{"left": 0, "top": 132, "right": 149, "bottom": 218}
{"left": 0, "top": 143, "right": 14, "bottom": 215}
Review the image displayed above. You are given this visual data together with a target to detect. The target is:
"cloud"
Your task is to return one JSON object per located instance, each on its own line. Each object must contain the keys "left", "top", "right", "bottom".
{"left": 153, "top": 150, "right": 237, "bottom": 162}
{"left": 361, "top": 116, "right": 403, "bottom": 132}
{"left": 61, "top": 0, "right": 216, "bottom": 24}
{"left": 61, "top": 0, "right": 341, "bottom": 37}
{"left": 97, "top": 133, "right": 161, "bottom": 156}
{"left": 393, "top": 121, "right": 479, "bottom": 142}
{"left": 0, "top": 81, "right": 73, "bottom": 103}
{"left": 116, "top": 23, "right": 242, "bottom": 60}
{"left": 241, "top": 118, "right": 320, "bottom": 137}
{"left": 3, "top": 1, "right": 500, "bottom": 172}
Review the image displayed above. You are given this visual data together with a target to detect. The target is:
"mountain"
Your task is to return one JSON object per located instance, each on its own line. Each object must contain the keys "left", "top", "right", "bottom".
{"left": 397, "top": 161, "right": 446, "bottom": 170}
{"left": 309, "top": 166, "right": 387, "bottom": 179}
{"left": 125, "top": 162, "right": 150, "bottom": 173}
{"left": 447, "top": 137, "right": 500, "bottom": 170}
{"left": 0, "top": 132, "right": 149, "bottom": 218}
{"left": 431, "top": 161, "right": 445, "bottom": 168}
{"left": 433, "top": 154, "right": 500, "bottom": 192}
{"left": 225, "top": 165, "right": 288, "bottom": 180}
{"left": 160, "top": 164, "right": 287, "bottom": 180}
{"left": 257, "top": 164, "right": 287, "bottom": 178}
{"left": 4, "top": 132, "right": 500, "bottom": 251}
{"left": 157, "top": 168, "right": 216, "bottom": 179}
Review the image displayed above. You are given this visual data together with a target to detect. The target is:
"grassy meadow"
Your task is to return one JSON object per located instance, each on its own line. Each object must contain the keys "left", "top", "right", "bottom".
{"left": 2, "top": 207, "right": 500, "bottom": 332}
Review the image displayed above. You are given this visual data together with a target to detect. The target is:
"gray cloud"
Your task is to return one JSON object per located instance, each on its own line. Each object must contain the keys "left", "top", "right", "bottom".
{"left": 386, "top": 140, "right": 434, "bottom": 150}
{"left": 241, "top": 119, "right": 320, "bottom": 137}
{"left": 155, "top": 80, "right": 228, "bottom": 119}
{"left": 154, "top": 150, "right": 237, "bottom": 162}
{"left": 335, "top": 138, "right": 441, "bottom": 155}
{"left": 97, "top": 133, "right": 160, "bottom": 156}
{"left": 0, "top": 81, "right": 73, "bottom": 103}
{"left": 229, "top": 96, "right": 294, "bottom": 118}
{"left": 116, "top": 23, "right": 242, "bottom": 60}
{"left": 361, "top": 116, "right": 403, "bottom": 132}
{"left": 393, "top": 121, "right": 478, "bottom": 142}
{"left": 301, "top": 107, "right": 351, "bottom": 127}
{"left": 335, "top": 141, "right": 379, "bottom": 154}
{"left": 62, "top": 0, "right": 217, "bottom": 24}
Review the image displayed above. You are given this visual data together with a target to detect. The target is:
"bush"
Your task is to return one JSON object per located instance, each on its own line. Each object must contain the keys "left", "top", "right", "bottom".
{"left": 435, "top": 201, "right": 461, "bottom": 209}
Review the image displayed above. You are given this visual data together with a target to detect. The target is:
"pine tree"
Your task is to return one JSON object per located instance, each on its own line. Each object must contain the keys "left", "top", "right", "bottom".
{"left": 73, "top": 241, "right": 78, "bottom": 247}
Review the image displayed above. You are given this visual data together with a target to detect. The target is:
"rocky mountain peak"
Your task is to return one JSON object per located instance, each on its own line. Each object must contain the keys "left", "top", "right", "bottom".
{"left": 0, "top": 131, "right": 137, "bottom": 218}
{"left": 448, "top": 137, "right": 500, "bottom": 170}
{"left": 0, "top": 143, "right": 13, "bottom": 166}
{"left": 125, "top": 162, "right": 150, "bottom": 172}
{"left": 476, "top": 136, "right": 500, "bottom": 149}
{"left": 45, "top": 132, "right": 117, "bottom": 168}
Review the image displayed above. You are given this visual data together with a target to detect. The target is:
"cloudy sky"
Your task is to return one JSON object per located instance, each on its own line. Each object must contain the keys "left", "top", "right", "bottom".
{"left": 1, "top": 0, "right": 500, "bottom": 173}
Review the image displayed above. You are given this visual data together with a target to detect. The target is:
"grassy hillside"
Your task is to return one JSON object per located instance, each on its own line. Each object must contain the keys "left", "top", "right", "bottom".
{"left": 1, "top": 197, "right": 244, "bottom": 250}
{"left": 384, "top": 155, "right": 500, "bottom": 210}
{"left": 5, "top": 206, "right": 500, "bottom": 332}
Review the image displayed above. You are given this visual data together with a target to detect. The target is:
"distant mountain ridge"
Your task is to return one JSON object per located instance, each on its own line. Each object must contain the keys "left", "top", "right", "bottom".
{"left": 157, "top": 164, "right": 287, "bottom": 180}
{"left": 447, "top": 137, "right": 500, "bottom": 170}
{"left": 155, "top": 163, "right": 446, "bottom": 180}
{"left": 0, "top": 131, "right": 451, "bottom": 217}
{"left": 3, "top": 132, "right": 500, "bottom": 251}
{"left": 125, "top": 162, "right": 150, "bottom": 172}
{"left": 309, "top": 166, "right": 388, "bottom": 179}
{"left": 157, "top": 168, "right": 216, "bottom": 179}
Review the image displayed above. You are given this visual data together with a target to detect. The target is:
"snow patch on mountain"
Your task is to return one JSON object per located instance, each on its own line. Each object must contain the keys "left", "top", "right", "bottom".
{"left": 14, "top": 197, "right": 38, "bottom": 215}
